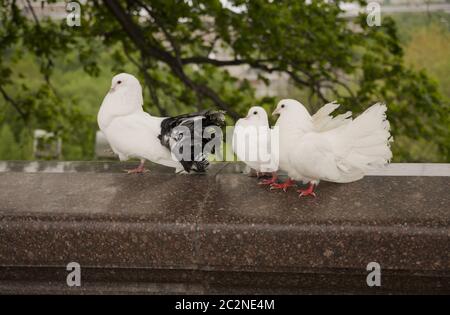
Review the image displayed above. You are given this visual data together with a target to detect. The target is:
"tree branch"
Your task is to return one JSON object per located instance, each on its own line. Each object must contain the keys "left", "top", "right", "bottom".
{"left": 102, "top": 0, "right": 174, "bottom": 64}
{"left": 0, "top": 85, "right": 27, "bottom": 122}
{"left": 121, "top": 45, "right": 168, "bottom": 116}
{"left": 143, "top": 70, "right": 167, "bottom": 116}
{"left": 182, "top": 56, "right": 277, "bottom": 68}
{"left": 182, "top": 56, "right": 312, "bottom": 88}
{"left": 25, "top": 0, "right": 40, "bottom": 26}
{"left": 133, "top": 0, "right": 182, "bottom": 65}
{"left": 102, "top": 0, "right": 240, "bottom": 120}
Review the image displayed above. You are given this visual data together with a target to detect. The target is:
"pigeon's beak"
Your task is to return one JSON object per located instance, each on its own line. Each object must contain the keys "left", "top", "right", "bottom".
{"left": 109, "top": 84, "right": 117, "bottom": 93}
{"left": 272, "top": 108, "right": 281, "bottom": 116}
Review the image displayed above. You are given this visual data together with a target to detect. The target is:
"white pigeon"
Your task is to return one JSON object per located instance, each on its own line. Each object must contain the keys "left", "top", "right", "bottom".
{"left": 255, "top": 100, "right": 352, "bottom": 190}
{"left": 272, "top": 100, "right": 352, "bottom": 191}
{"left": 232, "top": 106, "right": 279, "bottom": 184}
{"left": 273, "top": 99, "right": 393, "bottom": 197}
{"left": 97, "top": 73, "right": 225, "bottom": 174}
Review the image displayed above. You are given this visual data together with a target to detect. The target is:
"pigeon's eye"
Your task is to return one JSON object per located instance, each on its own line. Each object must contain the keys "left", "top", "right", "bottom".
{"left": 117, "top": 80, "right": 122, "bottom": 84}
{"left": 253, "top": 111, "right": 258, "bottom": 115}
{"left": 281, "top": 104, "right": 285, "bottom": 108}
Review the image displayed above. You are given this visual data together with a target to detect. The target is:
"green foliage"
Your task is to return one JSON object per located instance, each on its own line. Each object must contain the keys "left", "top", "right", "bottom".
{"left": 0, "top": 124, "right": 32, "bottom": 160}
{"left": 0, "top": 0, "right": 449, "bottom": 162}
{"left": 388, "top": 12, "right": 450, "bottom": 162}
{"left": 0, "top": 124, "right": 20, "bottom": 160}
{"left": 403, "top": 22, "right": 450, "bottom": 100}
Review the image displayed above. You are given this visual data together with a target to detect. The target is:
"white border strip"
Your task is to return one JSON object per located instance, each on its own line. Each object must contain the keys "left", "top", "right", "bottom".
{"left": 366, "top": 163, "right": 450, "bottom": 177}
{"left": 0, "top": 162, "right": 449, "bottom": 176}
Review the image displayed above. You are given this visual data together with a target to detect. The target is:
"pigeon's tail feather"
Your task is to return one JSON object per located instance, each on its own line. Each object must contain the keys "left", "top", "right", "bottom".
{"left": 336, "top": 103, "right": 393, "bottom": 174}
{"left": 312, "top": 101, "right": 353, "bottom": 132}
{"left": 203, "top": 110, "right": 226, "bottom": 127}
{"left": 313, "top": 101, "right": 340, "bottom": 120}
{"left": 159, "top": 110, "right": 225, "bottom": 173}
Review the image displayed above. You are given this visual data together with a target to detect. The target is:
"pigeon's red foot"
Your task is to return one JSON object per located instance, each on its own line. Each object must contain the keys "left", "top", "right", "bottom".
{"left": 297, "top": 183, "right": 316, "bottom": 198}
{"left": 124, "top": 167, "right": 149, "bottom": 174}
{"left": 124, "top": 162, "right": 148, "bottom": 174}
{"left": 270, "top": 178, "right": 296, "bottom": 192}
{"left": 259, "top": 176, "right": 277, "bottom": 185}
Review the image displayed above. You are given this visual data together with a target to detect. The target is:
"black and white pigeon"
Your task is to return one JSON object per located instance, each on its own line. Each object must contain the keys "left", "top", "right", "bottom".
{"left": 97, "top": 73, "right": 225, "bottom": 173}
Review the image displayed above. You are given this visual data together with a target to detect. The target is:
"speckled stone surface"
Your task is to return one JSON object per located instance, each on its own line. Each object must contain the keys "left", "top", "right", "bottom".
{"left": 0, "top": 161, "right": 449, "bottom": 294}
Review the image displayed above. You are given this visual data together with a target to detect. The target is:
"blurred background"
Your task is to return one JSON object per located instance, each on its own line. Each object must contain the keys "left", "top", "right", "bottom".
{"left": 0, "top": 0, "right": 449, "bottom": 162}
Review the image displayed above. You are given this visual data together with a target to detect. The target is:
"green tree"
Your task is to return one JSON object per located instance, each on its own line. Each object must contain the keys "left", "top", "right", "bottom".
{"left": 0, "top": 124, "right": 20, "bottom": 159}
{"left": 0, "top": 0, "right": 448, "bottom": 161}
{"left": 18, "top": 128, "right": 33, "bottom": 159}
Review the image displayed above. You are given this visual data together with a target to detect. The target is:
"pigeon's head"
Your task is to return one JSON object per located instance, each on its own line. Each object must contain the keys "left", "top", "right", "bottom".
{"left": 102, "top": 73, "right": 144, "bottom": 114}
{"left": 272, "top": 99, "right": 304, "bottom": 116}
{"left": 109, "top": 73, "right": 141, "bottom": 93}
{"left": 244, "top": 106, "right": 268, "bottom": 124}
{"left": 272, "top": 99, "right": 311, "bottom": 118}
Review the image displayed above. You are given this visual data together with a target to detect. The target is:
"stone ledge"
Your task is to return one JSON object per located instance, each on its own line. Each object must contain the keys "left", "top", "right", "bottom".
{"left": 0, "top": 161, "right": 449, "bottom": 294}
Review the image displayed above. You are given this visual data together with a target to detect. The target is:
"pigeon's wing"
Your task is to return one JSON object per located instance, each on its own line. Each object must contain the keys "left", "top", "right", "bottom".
{"left": 105, "top": 112, "right": 178, "bottom": 166}
{"left": 312, "top": 101, "right": 352, "bottom": 132}
{"left": 158, "top": 110, "right": 225, "bottom": 173}
{"left": 134, "top": 111, "right": 166, "bottom": 133}
{"left": 300, "top": 102, "right": 391, "bottom": 184}
{"left": 287, "top": 133, "right": 337, "bottom": 182}
{"left": 287, "top": 132, "right": 362, "bottom": 183}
